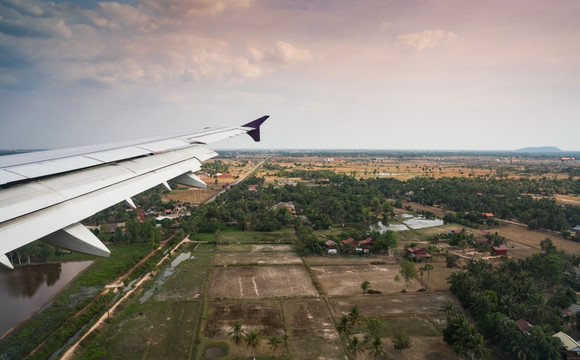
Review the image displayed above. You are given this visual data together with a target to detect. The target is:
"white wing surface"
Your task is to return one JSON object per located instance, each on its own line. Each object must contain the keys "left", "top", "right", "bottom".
{"left": 0, "top": 116, "right": 268, "bottom": 269}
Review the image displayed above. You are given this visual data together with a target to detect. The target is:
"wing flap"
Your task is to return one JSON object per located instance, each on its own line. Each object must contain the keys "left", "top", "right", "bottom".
{"left": 41, "top": 223, "right": 110, "bottom": 258}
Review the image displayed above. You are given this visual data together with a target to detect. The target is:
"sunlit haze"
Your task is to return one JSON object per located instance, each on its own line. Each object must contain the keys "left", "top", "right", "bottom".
{"left": 1, "top": 0, "right": 579, "bottom": 151}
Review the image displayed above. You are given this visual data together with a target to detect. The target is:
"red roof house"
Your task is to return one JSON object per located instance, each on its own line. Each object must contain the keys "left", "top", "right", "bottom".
{"left": 516, "top": 319, "right": 533, "bottom": 333}
{"left": 342, "top": 237, "right": 357, "bottom": 246}
{"left": 358, "top": 237, "right": 374, "bottom": 247}
{"left": 481, "top": 213, "right": 495, "bottom": 219}
{"left": 324, "top": 240, "right": 337, "bottom": 250}
{"left": 407, "top": 245, "right": 431, "bottom": 259}
{"left": 492, "top": 245, "right": 508, "bottom": 256}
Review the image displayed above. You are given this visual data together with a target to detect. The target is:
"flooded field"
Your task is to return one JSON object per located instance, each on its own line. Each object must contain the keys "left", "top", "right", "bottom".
{"left": 0, "top": 261, "right": 93, "bottom": 336}
{"left": 371, "top": 214, "right": 444, "bottom": 232}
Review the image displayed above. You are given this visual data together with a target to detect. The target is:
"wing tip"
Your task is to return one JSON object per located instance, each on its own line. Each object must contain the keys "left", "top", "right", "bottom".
{"left": 242, "top": 115, "right": 269, "bottom": 142}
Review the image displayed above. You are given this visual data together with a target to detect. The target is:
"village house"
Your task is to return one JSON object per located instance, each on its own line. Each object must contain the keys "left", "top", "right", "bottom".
{"left": 481, "top": 213, "right": 495, "bottom": 220}
{"left": 553, "top": 332, "right": 580, "bottom": 360}
{"left": 358, "top": 237, "right": 374, "bottom": 248}
{"left": 274, "top": 202, "right": 296, "bottom": 215}
{"left": 248, "top": 185, "right": 257, "bottom": 192}
{"left": 492, "top": 245, "right": 508, "bottom": 256}
{"left": 406, "top": 245, "right": 431, "bottom": 261}
{"left": 342, "top": 237, "right": 357, "bottom": 247}
{"left": 515, "top": 319, "right": 533, "bottom": 334}
{"left": 324, "top": 240, "right": 337, "bottom": 254}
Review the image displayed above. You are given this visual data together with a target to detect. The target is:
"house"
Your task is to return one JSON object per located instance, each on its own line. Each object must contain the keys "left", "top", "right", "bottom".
{"left": 107, "top": 223, "right": 118, "bottom": 234}
{"left": 448, "top": 229, "right": 461, "bottom": 235}
{"left": 248, "top": 185, "right": 257, "bottom": 192}
{"left": 477, "top": 238, "right": 491, "bottom": 245}
{"left": 324, "top": 240, "right": 337, "bottom": 250}
{"left": 275, "top": 202, "right": 296, "bottom": 214}
{"left": 481, "top": 213, "right": 495, "bottom": 220}
{"left": 553, "top": 332, "right": 580, "bottom": 360}
{"left": 515, "top": 319, "right": 533, "bottom": 333}
{"left": 342, "top": 238, "right": 357, "bottom": 246}
{"left": 492, "top": 245, "right": 508, "bottom": 256}
{"left": 562, "top": 304, "right": 580, "bottom": 318}
{"left": 407, "top": 245, "right": 431, "bottom": 260}
{"left": 164, "top": 209, "right": 173, "bottom": 215}
{"left": 574, "top": 225, "right": 580, "bottom": 235}
{"left": 358, "top": 237, "right": 374, "bottom": 248}
{"left": 324, "top": 240, "right": 337, "bottom": 254}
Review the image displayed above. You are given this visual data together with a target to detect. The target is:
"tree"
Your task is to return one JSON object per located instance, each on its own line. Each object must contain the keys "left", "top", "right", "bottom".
{"left": 268, "top": 335, "right": 282, "bottom": 357}
{"left": 439, "top": 301, "right": 458, "bottom": 323}
{"left": 281, "top": 330, "right": 291, "bottom": 357}
{"left": 421, "top": 263, "right": 434, "bottom": 289}
{"left": 397, "top": 260, "right": 417, "bottom": 291}
{"left": 348, "top": 305, "right": 363, "bottom": 329}
{"left": 337, "top": 315, "right": 353, "bottom": 337}
{"left": 347, "top": 335, "right": 364, "bottom": 359}
{"left": 361, "top": 280, "right": 371, "bottom": 294}
{"left": 540, "top": 237, "right": 556, "bottom": 253}
{"left": 245, "top": 329, "right": 261, "bottom": 360}
{"left": 229, "top": 321, "right": 244, "bottom": 358}
{"left": 366, "top": 317, "right": 384, "bottom": 338}
{"left": 368, "top": 336, "right": 386, "bottom": 359}
{"left": 393, "top": 328, "right": 411, "bottom": 351}
{"left": 214, "top": 229, "right": 222, "bottom": 246}
{"left": 446, "top": 253, "right": 460, "bottom": 268}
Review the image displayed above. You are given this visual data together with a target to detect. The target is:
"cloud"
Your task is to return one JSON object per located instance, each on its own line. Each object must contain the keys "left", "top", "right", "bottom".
{"left": 397, "top": 30, "right": 458, "bottom": 51}
{"left": 84, "top": 2, "right": 158, "bottom": 32}
{"left": 140, "top": 0, "right": 252, "bottom": 17}
{"left": 249, "top": 41, "right": 314, "bottom": 64}
{"left": 0, "top": 0, "right": 72, "bottom": 38}
{"left": 379, "top": 21, "right": 391, "bottom": 31}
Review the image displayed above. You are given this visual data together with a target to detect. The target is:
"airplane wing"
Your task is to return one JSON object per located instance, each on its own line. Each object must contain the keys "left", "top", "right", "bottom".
{"left": 0, "top": 115, "right": 269, "bottom": 269}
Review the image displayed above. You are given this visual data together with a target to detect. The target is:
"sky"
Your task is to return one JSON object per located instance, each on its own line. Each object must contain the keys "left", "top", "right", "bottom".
{"left": 0, "top": 0, "right": 579, "bottom": 151}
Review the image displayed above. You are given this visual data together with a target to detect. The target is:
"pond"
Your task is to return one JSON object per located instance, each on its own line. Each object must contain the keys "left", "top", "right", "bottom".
{"left": 0, "top": 260, "right": 93, "bottom": 337}
{"left": 370, "top": 214, "right": 444, "bottom": 232}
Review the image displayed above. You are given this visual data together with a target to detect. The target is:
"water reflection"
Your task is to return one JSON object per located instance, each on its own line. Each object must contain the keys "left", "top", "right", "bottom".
{"left": 3, "top": 263, "right": 62, "bottom": 297}
{"left": 0, "top": 261, "right": 93, "bottom": 336}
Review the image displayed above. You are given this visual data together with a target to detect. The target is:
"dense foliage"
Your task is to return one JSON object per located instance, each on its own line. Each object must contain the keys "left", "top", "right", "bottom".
{"left": 372, "top": 176, "right": 580, "bottom": 231}
{"left": 447, "top": 244, "right": 580, "bottom": 359}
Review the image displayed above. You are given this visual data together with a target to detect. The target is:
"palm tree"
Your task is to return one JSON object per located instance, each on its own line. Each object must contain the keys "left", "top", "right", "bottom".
{"left": 361, "top": 280, "right": 371, "bottom": 294}
{"left": 281, "top": 329, "right": 291, "bottom": 357}
{"left": 422, "top": 263, "right": 434, "bottom": 289}
{"left": 337, "top": 315, "right": 353, "bottom": 337}
{"left": 245, "top": 329, "right": 261, "bottom": 360}
{"left": 229, "top": 320, "right": 244, "bottom": 358}
{"left": 439, "top": 301, "right": 457, "bottom": 323}
{"left": 368, "top": 336, "right": 386, "bottom": 359}
{"left": 268, "top": 335, "right": 282, "bottom": 357}
{"left": 347, "top": 335, "right": 364, "bottom": 359}
{"left": 348, "top": 305, "right": 362, "bottom": 329}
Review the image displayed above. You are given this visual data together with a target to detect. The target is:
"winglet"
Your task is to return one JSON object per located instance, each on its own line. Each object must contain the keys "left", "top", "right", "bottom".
{"left": 242, "top": 115, "right": 269, "bottom": 142}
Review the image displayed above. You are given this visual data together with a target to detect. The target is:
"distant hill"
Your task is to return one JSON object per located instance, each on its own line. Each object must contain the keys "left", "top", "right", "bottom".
{"left": 515, "top": 146, "right": 562, "bottom": 153}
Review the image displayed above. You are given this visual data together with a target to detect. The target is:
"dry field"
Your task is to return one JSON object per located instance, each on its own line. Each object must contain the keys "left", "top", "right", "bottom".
{"left": 261, "top": 155, "right": 579, "bottom": 184}
{"left": 212, "top": 251, "right": 302, "bottom": 266}
{"left": 304, "top": 254, "right": 398, "bottom": 266}
{"left": 489, "top": 224, "right": 580, "bottom": 254}
{"left": 209, "top": 266, "right": 318, "bottom": 299}
{"left": 81, "top": 231, "right": 485, "bottom": 360}
{"left": 311, "top": 264, "right": 421, "bottom": 295}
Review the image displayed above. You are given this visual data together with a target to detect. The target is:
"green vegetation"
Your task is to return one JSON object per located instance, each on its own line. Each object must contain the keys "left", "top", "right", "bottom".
{"left": 0, "top": 244, "right": 152, "bottom": 360}
{"left": 201, "top": 160, "right": 229, "bottom": 175}
{"left": 447, "top": 243, "right": 580, "bottom": 359}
